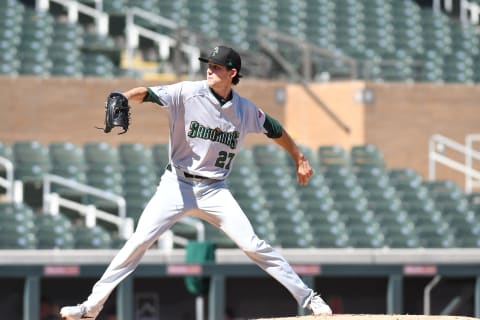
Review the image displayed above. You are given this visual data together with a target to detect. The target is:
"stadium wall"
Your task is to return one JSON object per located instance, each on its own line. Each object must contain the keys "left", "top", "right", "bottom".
{"left": 286, "top": 82, "right": 480, "bottom": 187}
{"left": 2, "top": 77, "right": 480, "bottom": 185}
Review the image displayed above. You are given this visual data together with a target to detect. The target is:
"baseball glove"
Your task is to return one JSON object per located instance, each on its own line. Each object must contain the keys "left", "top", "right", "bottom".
{"left": 96, "top": 91, "right": 131, "bottom": 134}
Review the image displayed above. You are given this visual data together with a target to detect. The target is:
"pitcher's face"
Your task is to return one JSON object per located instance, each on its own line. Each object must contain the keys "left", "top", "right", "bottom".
{"left": 206, "top": 63, "right": 236, "bottom": 89}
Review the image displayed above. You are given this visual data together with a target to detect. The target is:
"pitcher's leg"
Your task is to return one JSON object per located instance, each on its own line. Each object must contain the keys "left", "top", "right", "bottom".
{"left": 198, "top": 187, "right": 314, "bottom": 308}
{"left": 82, "top": 173, "right": 190, "bottom": 313}
{"left": 234, "top": 230, "right": 314, "bottom": 308}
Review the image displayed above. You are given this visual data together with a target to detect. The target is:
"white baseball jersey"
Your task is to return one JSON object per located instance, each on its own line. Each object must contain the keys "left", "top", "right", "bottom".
{"left": 77, "top": 80, "right": 318, "bottom": 317}
{"left": 148, "top": 80, "right": 267, "bottom": 179}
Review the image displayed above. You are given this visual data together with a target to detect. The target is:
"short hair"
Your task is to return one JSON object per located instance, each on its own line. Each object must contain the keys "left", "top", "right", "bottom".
{"left": 232, "top": 74, "right": 241, "bottom": 85}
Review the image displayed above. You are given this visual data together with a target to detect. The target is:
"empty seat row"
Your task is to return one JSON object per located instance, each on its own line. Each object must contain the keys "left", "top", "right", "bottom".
{"left": 2, "top": 140, "right": 480, "bottom": 249}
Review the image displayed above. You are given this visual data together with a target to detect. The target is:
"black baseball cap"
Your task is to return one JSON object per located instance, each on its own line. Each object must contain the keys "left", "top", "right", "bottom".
{"left": 199, "top": 45, "right": 242, "bottom": 77}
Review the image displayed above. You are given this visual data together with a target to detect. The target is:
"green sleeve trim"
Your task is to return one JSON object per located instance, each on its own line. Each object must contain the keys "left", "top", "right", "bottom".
{"left": 263, "top": 114, "right": 283, "bottom": 138}
{"left": 143, "top": 87, "right": 166, "bottom": 105}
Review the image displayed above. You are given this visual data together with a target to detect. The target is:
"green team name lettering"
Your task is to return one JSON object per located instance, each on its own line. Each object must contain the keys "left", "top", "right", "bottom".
{"left": 188, "top": 121, "right": 239, "bottom": 149}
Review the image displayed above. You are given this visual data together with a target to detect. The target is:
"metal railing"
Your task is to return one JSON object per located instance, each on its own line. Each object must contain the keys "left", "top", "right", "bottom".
{"left": 0, "top": 156, "right": 23, "bottom": 203}
{"left": 43, "top": 174, "right": 133, "bottom": 239}
{"left": 257, "top": 27, "right": 358, "bottom": 81}
{"left": 257, "top": 27, "right": 353, "bottom": 133}
{"left": 36, "top": 0, "right": 109, "bottom": 36}
{"left": 0, "top": 156, "right": 15, "bottom": 201}
{"left": 466, "top": 134, "right": 480, "bottom": 192}
{"left": 125, "top": 8, "right": 201, "bottom": 78}
{"left": 433, "top": 0, "right": 480, "bottom": 24}
{"left": 42, "top": 174, "right": 205, "bottom": 247}
{"left": 429, "top": 134, "right": 480, "bottom": 193}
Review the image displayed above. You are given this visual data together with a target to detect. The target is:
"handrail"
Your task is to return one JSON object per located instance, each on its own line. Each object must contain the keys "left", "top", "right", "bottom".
{"left": 258, "top": 27, "right": 358, "bottom": 81}
{"left": 465, "top": 134, "right": 480, "bottom": 192}
{"left": 0, "top": 156, "right": 14, "bottom": 201}
{"left": 423, "top": 275, "right": 442, "bottom": 315}
{"left": 257, "top": 27, "right": 352, "bottom": 133}
{"left": 125, "top": 7, "right": 201, "bottom": 77}
{"left": 428, "top": 134, "right": 480, "bottom": 192}
{"left": 42, "top": 174, "right": 205, "bottom": 246}
{"left": 433, "top": 0, "right": 480, "bottom": 24}
{"left": 36, "top": 0, "right": 109, "bottom": 35}
{"left": 460, "top": 0, "right": 480, "bottom": 24}
{"left": 42, "top": 174, "right": 133, "bottom": 239}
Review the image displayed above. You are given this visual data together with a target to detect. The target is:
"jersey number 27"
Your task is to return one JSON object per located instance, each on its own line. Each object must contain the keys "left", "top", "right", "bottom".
{"left": 215, "top": 151, "right": 235, "bottom": 169}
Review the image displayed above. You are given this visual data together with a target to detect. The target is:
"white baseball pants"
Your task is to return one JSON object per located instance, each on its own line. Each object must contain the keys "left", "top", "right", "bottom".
{"left": 83, "top": 169, "right": 314, "bottom": 313}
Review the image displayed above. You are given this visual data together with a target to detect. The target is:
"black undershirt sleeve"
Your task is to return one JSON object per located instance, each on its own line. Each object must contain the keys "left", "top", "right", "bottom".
{"left": 263, "top": 114, "right": 283, "bottom": 138}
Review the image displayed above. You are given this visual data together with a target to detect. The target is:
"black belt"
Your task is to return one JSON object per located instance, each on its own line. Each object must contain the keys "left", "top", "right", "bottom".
{"left": 166, "top": 164, "right": 209, "bottom": 180}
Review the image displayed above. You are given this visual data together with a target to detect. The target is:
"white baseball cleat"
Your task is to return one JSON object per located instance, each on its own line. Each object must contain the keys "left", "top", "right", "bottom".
{"left": 308, "top": 294, "right": 333, "bottom": 315}
{"left": 60, "top": 304, "right": 97, "bottom": 320}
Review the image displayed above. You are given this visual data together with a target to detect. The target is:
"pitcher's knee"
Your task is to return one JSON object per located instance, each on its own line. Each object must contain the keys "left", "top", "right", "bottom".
{"left": 239, "top": 235, "right": 272, "bottom": 254}
{"left": 126, "top": 231, "right": 158, "bottom": 251}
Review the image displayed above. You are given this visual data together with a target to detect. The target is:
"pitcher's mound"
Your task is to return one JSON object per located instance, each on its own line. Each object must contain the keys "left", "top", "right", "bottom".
{"left": 257, "top": 315, "right": 478, "bottom": 320}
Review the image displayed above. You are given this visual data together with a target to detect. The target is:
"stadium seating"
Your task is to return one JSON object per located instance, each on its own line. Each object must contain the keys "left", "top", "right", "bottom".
{"left": 18, "top": 9, "right": 54, "bottom": 76}
{"left": 0, "top": 202, "right": 37, "bottom": 249}
{"left": 0, "top": 0, "right": 23, "bottom": 75}
{"left": 49, "top": 21, "right": 84, "bottom": 77}
{"left": 2, "top": 140, "right": 480, "bottom": 249}
{"left": 1, "top": 0, "right": 480, "bottom": 83}
{"left": 35, "top": 212, "right": 75, "bottom": 249}
{"left": 151, "top": 143, "right": 169, "bottom": 177}
{"left": 73, "top": 224, "right": 112, "bottom": 249}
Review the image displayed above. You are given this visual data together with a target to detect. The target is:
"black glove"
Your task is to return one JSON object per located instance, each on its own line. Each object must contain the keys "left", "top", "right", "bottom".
{"left": 96, "top": 91, "right": 131, "bottom": 134}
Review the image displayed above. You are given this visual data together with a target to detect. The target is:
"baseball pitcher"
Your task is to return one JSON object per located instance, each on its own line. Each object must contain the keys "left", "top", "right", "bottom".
{"left": 60, "top": 45, "right": 332, "bottom": 319}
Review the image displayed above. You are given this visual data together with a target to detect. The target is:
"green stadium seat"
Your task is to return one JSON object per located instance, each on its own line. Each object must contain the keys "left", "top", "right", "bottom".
{"left": 157, "top": 0, "right": 188, "bottom": 28}
{"left": 0, "top": 141, "right": 13, "bottom": 160}
{"left": 49, "top": 142, "right": 85, "bottom": 166}
{"left": 82, "top": 53, "right": 116, "bottom": 77}
{"left": 253, "top": 144, "right": 290, "bottom": 167}
{"left": 19, "top": 9, "right": 54, "bottom": 76}
{"left": 84, "top": 142, "right": 120, "bottom": 165}
{"left": 351, "top": 144, "right": 385, "bottom": 167}
{"left": 387, "top": 235, "right": 423, "bottom": 248}
{"left": 297, "top": 179, "right": 331, "bottom": 203}
{"left": 151, "top": 143, "right": 169, "bottom": 176}
{"left": 12, "top": 140, "right": 51, "bottom": 185}
{"left": 49, "top": 141, "right": 87, "bottom": 197}
{"left": 0, "top": 4, "right": 22, "bottom": 75}
{"left": 0, "top": 202, "right": 37, "bottom": 249}
{"left": 118, "top": 143, "right": 155, "bottom": 166}
{"left": 388, "top": 168, "right": 423, "bottom": 190}
{"left": 312, "top": 222, "right": 351, "bottom": 248}
{"left": 275, "top": 219, "right": 314, "bottom": 248}
{"left": 35, "top": 213, "right": 75, "bottom": 249}
{"left": 417, "top": 224, "right": 457, "bottom": 248}
{"left": 317, "top": 145, "right": 350, "bottom": 167}
{"left": 420, "top": 10, "right": 452, "bottom": 54}
{"left": 49, "top": 21, "right": 83, "bottom": 77}
{"left": 73, "top": 225, "right": 112, "bottom": 249}
{"left": 103, "top": 0, "right": 128, "bottom": 15}
{"left": 126, "top": 197, "right": 149, "bottom": 223}
{"left": 128, "top": 0, "right": 160, "bottom": 13}
{"left": 0, "top": 232, "right": 36, "bottom": 249}
{"left": 244, "top": 0, "right": 277, "bottom": 50}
